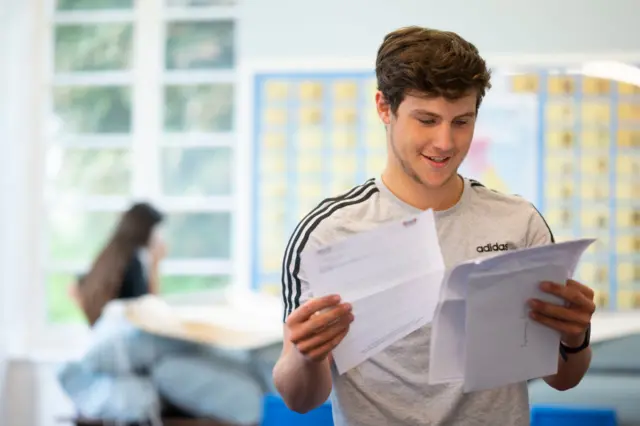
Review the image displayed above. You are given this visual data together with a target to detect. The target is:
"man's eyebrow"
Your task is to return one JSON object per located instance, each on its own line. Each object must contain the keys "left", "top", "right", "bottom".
{"left": 454, "top": 112, "right": 476, "bottom": 119}
{"left": 411, "top": 110, "right": 476, "bottom": 119}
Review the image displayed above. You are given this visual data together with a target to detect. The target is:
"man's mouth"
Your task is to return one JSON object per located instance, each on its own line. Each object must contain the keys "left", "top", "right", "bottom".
{"left": 422, "top": 155, "right": 451, "bottom": 168}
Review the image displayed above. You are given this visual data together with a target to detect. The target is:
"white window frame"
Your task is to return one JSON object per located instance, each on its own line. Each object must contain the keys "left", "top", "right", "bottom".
{"left": 19, "top": 0, "right": 242, "bottom": 360}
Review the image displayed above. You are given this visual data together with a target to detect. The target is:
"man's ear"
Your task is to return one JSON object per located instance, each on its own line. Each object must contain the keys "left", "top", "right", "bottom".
{"left": 375, "top": 91, "right": 391, "bottom": 125}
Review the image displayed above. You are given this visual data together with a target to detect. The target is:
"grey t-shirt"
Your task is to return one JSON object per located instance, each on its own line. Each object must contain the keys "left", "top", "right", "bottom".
{"left": 281, "top": 176, "right": 555, "bottom": 426}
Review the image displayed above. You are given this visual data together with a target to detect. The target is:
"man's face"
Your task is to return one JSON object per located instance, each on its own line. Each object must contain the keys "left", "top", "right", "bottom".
{"left": 376, "top": 91, "right": 477, "bottom": 189}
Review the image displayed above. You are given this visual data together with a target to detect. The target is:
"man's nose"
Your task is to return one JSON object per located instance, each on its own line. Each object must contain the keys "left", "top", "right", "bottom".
{"left": 432, "top": 124, "right": 455, "bottom": 152}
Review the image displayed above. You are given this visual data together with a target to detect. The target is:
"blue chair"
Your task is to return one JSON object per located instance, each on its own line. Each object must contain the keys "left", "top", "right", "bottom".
{"left": 531, "top": 405, "right": 617, "bottom": 426}
{"left": 260, "top": 394, "right": 334, "bottom": 426}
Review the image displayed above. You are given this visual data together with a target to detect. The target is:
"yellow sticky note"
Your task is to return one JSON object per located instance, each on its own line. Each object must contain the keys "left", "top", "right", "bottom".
{"left": 299, "top": 81, "right": 323, "bottom": 101}
{"left": 616, "top": 236, "right": 637, "bottom": 254}
{"left": 262, "top": 133, "right": 286, "bottom": 149}
{"left": 366, "top": 128, "right": 386, "bottom": 148}
{"left": 298, "top": 155, "right": 323, "bottom": 174}
{"left": 546, "top": 102, "right": 574, "bottom": 124}
{"left": 582, "top": 77, "right": 610, "bottom": 96}
{"left": 546, "top": 131, "right": 573, "bottom": 149}
{"left": 333, "top": 80, "right": 358, "bottom": 101}
{"left": 581, "top": 156, "right": 608, "bottom": 175}
{"left": 297, "top": 186, "right": 323, "bottom": 204}
{"left": 299, "top": 107, "right": 322, "bottom": 126}
{"left": 298, "top": 197, "right": 320, "bottom": 219}
{"left": 616, "top": 183, "right": 640, "bottom": 199}
{"left": 333, "top": 107, "right": 357, "bottom": 125}
{"left": 264, "top": 81, "right": 289, "bottom": 101}
{"left": 616, "top": 155, "right": 640, "bottom": 176}
{"left": 333, "top": 130, "right": 357, "bottom": 149}
{"left": 334, "top": 156, "right": 357, "bottom": 174}
{"left": 264, "top": 108, "right": 287, "bottom": 126}
{"left": 261, "top": 182, "right": 286, "bottom": 198}
{"left": 545, "top": 209, "right": 572, "bottom": 228}
{"left": 365, "top": 78, "right": 377, "bottom": 97}
{"left": 332, "top": 176, "right": 357, "bottom": 194}
{"left": 581, "top": 131, "right": 609, "bottom": 149}
{"left": 261, "top": 283, "right": 280, "bottom": 297}
{"left": 616, "top": 291, "right": 634, "bottom": 309}
{"left": 547, "top": 182, "right": 573, "bottom": 199}
{"left": 617, "top": 130, "right": 634, "bottom": 147}
{"left": 262, "top": 255, "right": 281, "bottom": 273}
{"left": 261, "top": 155, "right": 286, "bottom": 174}
{"left": 617, "top": 208, "right": 640, "bottom": 227}
{"left": 366, "top": 155, "right": 386, "bottom": 177}
{"left": 578, "top": 263, "right": 596, "bottom": 282}
{"left": 511, "top": 74, "right": 539, "bottom": 93}
{"left": 582, "top": 102, "right": 610, "bottom": 124}
{"left": 580, "top": 210, "right": 609, "bottom": 229}
{"left": 297, "top": 130, "right": 323, "bottom": 149}
{"left": 548, "top": 76, "right": 575, "bottom": 95}
{"left": 580, "top": 183, "right": 608, "bottom": 200}
{"left": 618, "top": 103, "right": 640, "bottom": 121}
{"left": 616, "top": 182, "right": 632, "bottom": 199}
{"left": 618, "top": 263, "right": 634, "bottom": 283}
{"left": 366, "top": 105, "right": 380, "bottom": 125}
{"left": 618, "top": 82, "right": 640, "bottom": 95}
{"left": 545, "top": 157, "right": 573, "bottom": 177}
{"left": 594, "top": 290, "right": 609, "bottom": 309}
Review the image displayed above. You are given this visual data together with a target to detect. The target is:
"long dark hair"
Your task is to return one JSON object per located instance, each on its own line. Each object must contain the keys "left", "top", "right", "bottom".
{"left": 77, "top": 202, "right": 164, "bottom": 325}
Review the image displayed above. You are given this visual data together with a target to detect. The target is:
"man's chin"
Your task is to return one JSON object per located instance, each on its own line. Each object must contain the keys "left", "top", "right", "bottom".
{"left": 418, "top": 171, "right": 459, "bottom": 190}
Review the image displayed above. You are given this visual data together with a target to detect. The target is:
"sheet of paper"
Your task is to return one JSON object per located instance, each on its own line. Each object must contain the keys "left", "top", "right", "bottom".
{"left": 303, "top": 209, "right": 445, "bottom": 374}
{"left": 428, "top": 238, "right": 595, "bottom": 391}
{"left": 463, "top": 263, "right": 569, "bottom": 392}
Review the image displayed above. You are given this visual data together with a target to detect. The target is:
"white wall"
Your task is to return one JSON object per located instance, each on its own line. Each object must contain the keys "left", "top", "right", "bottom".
{"left": 241, "top": 0, "right": 640, "bottom": 59}
{"left": 2, "top": 0, "right": 640, "bottom": 424}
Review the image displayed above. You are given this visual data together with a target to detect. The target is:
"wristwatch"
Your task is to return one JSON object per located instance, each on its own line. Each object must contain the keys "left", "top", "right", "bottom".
{"left": 559, "top": 324, "right": 591, "bottom": 361}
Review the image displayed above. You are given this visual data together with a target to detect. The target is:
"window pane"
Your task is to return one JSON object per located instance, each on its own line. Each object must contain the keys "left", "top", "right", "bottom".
{"left": 55, "top": 24, "right": 133, "bottom": 72}
{"left": 166, "top": 21, "right": 234, "bottom": 70}
{"left": 161, "top": 274, "right": 230, "bottom": 294}
{"left": 161, "top": 147, "right": 232, "bottom": 196}
{"left": 53, "top": 86, "right": 132, "bottom": 134}
{"left": 56, "top": 0, "right": 133, "bottom": 10}
{"left": 48, "top": 147, "right": 131, "bottom": 196}
{"left": 48, "top": 209, "right": 118, "bottom": 263}
{"left": 167, "top": 0, "right": 236, "bottom": 6}
{"left": 164, "top": 84, "right": 233, "bottom": 132}
{"left": 47, "top": 272, "right": 85, "bottom": 324}
{"left": 164, "top": 212, "right": 231, "bottom": 259}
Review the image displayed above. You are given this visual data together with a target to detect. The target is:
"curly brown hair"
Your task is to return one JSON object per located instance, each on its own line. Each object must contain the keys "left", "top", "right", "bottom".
{"left": 376, "top": 26, "right": 492, "bottom": 114}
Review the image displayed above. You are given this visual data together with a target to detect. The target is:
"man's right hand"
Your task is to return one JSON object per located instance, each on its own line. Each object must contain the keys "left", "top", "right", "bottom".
{"left": 285, "top": 295, "right": 354, "bottom": 363}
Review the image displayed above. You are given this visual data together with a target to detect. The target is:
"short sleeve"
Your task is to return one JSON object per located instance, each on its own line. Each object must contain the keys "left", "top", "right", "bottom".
{"left": 280, "top": 225, "right": 322, "bottom": 323}
{"left": 526, "top": 204, "right": 555, "bottom": 248}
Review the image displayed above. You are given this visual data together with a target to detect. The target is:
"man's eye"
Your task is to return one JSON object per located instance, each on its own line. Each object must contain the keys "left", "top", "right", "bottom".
{"left": 419, "top": 119, "right": 436, "bottom": 125}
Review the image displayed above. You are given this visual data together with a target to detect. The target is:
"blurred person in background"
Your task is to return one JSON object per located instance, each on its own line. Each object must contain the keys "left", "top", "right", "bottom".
{"left": 69, "top": 202, "right": 166, "bottom": 326}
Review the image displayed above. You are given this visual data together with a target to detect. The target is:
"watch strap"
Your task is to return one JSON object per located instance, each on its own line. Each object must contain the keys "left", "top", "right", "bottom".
{"left": 559, "top": 323, "right": 591, "bottom": 361}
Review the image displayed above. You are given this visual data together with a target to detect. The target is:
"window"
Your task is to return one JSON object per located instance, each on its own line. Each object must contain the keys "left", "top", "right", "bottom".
{"left": 43, "top": 0, "right": 238, "bottom": 325}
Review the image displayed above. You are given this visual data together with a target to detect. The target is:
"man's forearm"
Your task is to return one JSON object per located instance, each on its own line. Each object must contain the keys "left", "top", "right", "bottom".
{"left": 544, "top": 341, "right": 591, "bottom": 391}
{"left": 273, "top": 349, "right": 333, "bottom": 413}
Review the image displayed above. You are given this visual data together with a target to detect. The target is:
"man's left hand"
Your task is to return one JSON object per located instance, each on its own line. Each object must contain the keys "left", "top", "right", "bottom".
{"left": 528, "top": 279, "right": 596, "bottom": 347}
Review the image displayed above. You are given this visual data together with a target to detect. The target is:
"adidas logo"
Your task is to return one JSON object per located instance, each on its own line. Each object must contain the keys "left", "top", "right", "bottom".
{"left": 476, "top": 242, "right": 511, "bottom": 253}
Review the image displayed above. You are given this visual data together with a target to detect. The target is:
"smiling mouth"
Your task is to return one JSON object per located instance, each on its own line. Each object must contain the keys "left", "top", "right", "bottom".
{"left": 422, "top": 155, "right": 451, "bottom": 167}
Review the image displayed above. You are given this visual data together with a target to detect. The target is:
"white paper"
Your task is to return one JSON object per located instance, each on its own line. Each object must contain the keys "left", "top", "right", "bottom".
{"left": 429, "top": 238, "right": 595, "bottom": 392}
{"left": 303, "top": 209, "right": 445, "bottom": 374}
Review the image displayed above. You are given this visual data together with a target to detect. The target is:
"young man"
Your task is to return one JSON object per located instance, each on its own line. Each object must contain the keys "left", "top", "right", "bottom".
{"left": 273, "top": 26, "right": 595, "bottom": 425}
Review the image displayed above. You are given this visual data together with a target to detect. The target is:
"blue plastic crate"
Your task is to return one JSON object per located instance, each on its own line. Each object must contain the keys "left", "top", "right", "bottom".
{"left": 531, "top": 405, "right": 617, "bottom": 426}
{"left": 260, "top": 394, "right": 334, "bottom": 426}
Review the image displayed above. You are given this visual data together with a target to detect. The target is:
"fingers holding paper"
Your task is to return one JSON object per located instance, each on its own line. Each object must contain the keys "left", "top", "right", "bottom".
{"left": 286, "top": 295, "right": 354, "bottom": 362}
{"left": 528, "top": 279, "right": 595, "bottom": 345}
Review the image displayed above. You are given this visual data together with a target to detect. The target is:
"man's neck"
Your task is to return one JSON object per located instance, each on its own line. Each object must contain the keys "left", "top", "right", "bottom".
{"left": 381, "top": 167, "right": 464, "bottom": 211}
